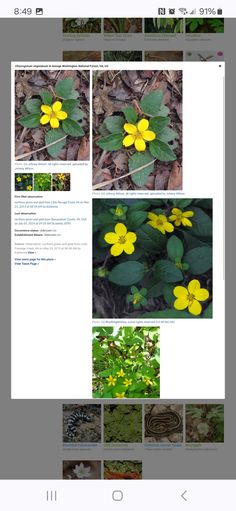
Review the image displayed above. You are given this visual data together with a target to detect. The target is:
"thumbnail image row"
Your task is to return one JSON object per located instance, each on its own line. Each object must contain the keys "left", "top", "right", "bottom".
{"left": 63, "top": 50, "right": 224, "bottom": 63}
{"left": 93, "top": 199, "right": 212, "bottom": 320}
{"left": 14, "top": 173, "right": 70, "bottom": 192}
{"left": 63, "top": 403, "right": 224, "bottom": 445}
{"left": 62, "top": 18, "right": 224, "bottom": 34}
{"left": 63, "top": 460, "right": 142, "bottom": 480}
{"left": 15, "top": 69, "right": 182, "bottom": 192}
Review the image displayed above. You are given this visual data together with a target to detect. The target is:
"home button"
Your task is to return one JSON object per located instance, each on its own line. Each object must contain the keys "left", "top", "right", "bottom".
{"left": 112, "top": 490, "right": 123, "bottom": 501}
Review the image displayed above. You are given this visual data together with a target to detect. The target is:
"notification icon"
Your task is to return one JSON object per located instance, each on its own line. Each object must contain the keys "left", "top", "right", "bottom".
{"left": 36, "top": 8, "right": 43, "bottom": 15}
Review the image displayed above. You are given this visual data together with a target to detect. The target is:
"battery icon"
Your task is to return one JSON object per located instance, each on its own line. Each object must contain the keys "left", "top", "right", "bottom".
{"left": 217, "top": 8, "right": 223, "bottom": 15}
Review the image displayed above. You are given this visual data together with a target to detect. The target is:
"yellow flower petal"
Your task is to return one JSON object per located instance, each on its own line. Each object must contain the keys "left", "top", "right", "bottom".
{"left": 124, "top": 123, "right": 137, "bottom": 135}
{"left": 115, "top": 223, "right": 127, "bottom": 237}
{"left": 188, "top": 299, "right": 202, "bottom": 316}
{"left": 40, "top": 114, "right": 50, "bottom": 125}
{"left": 52, "top": 101, "right": 62, "bottom": 113}
{"left": 56, "top": 110, "right": 68, "bottom": 120}
{"left": 125, "top": 232, "right": 137, "bottom": 243}
{"left": 173, "top": 286, "right": 188, "bottom": 298}
{"left": 123, "top": 242, "right": 135, "bottom": 255}
{"left": 183, "top": 211, "right": 194, "bottom": 218}
{"left": 50, "top": 117, "right": 60, "bottom": 129}
{"left": 104, "top": 232, "right": 119, "bottom": 244}
{"left": 135, "top": 136, "right": 146, "bottom": 152}
{"left": 168, "top": 214, "right": 177, "bottom": 222}
{"left": 147, "top": 212, "right": 158, "bottom": 221}
{"left": 194, "top": 288, "right": 209, "bottom": 301}
{"left": 110, "top": 243, "right": 124, "bottom": 256}
{"left": 41, "top": 105, "right": 52, "bottom": 115}
{"left": 146, "top": 220, "right": 157, "bottom": 230}
{"left": 156, "top": 225, "right": 166, "bottom": 235}
{"left": 164, "top": 222, "right": 175, "bottom": 233}
{"left": 137, "top": 118, "right": 149, "bottom": 132}
{"left": 182, "top": 217, "right": 193, "bottom": 227}
{"left": 142, "top": 130, "right": 156, "bottom": 141}
{"left": 171, "top": 208, "right": 182, "bottom": 215}
{"left": 123, "top": 134, "right": 135, "bottom": 147}
{"left": 188, "top": 279, "right": 200, "bottom": 294}
{"left": 174, "top": 297, "right": 188, "bottom": 310}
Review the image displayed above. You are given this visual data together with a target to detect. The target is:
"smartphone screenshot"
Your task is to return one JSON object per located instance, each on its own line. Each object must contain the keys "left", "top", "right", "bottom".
{"left": 0, "top": 0, "right": 234, "bottom": 508}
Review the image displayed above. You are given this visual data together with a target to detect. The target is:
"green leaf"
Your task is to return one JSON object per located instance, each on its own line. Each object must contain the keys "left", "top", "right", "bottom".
{"left": 62, "top": 119, "right": 84, "bottom": 137}
{"left": 149, "top": 139, "right": 176, "bottom": 161}
{"left": 62, "top": 99, "right": 80, "bottom": 116}
{"left": 149, "top": 116, "right": 170, "bottom": 134}
{"left": 171, "top": 198, "right": 193, "bottom": 208}
{"left": 18, "top": 113, "right": 41, "bottom": 128}
{"left": 39, "top": 91, "right": 53, "bottom": 105}
{"left": 129, "top": 200, "right": 150, "bottom": 212}
{"left": 70, "top": 108, "right": 84, "bottom": 121}
{"left": 147, "top": 281, "right": 164, "bottom": 298}
{"left": 127, "top": 211, "right": 147, "bottom": 230}
{"left": 55, "top": 77, "right": 78, "bottom": 99}
{"left": 24, "top": 99, "right": 42, "bottom": 114}
{"left": 158, "top": 127, "right": 179, "bottom": 143}
{"left": 163, "top": 284, "right": 175, "bottom": 307}
{"left": 123, "top": 106, "right": 138, "bottom": 123}
{"left": 167, "top": 235, "right": 184, "bottom": 262}
{"left": 155, "top": 260, "right": 183, "bottom": 283}
{"left": 104, "top": 115, "right": 125, "bottom": 133}
{"left": 108, "top": 261, "right": 145, "bottom": 286}
{"left": 96, "top": 133, "right": 123, "bottom": 151}
{"left": 142, "top": 310, "right": 193, "bottom": 318}
{"left": 140, "top": 90, "right": 164, "bottom": 116}
{"left": 136, "top": 224, "right": 166, "bottom": 253}
{"left": 45, "top": 128, "right": 66, "bottom": 158}
{"left": 191, "top": 207, "right": 212, "bottom": 238}
{"left": 183, "top": 247, "right": 212, "bottom": 275}
{"left": 128, "top": 150, "right": 155, "bottom": 187}
{"left": 158, "top": 105, "right": 170, "bottom": 117}
{"left": 203, "top": 302, "right": 212, "bottom": 318}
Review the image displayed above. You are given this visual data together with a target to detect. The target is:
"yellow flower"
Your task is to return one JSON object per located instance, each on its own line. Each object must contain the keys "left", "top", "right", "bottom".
{"left": 40, "top": 101, "right": 68, "bottom": 129}
{"left": 173, "top": 279, "right": 209, "bottom": 316}
{"left": 123, "top": 119, "right": 156, "bottom": 152}
{"left": 124, "top": 378, "right": 132, "bottom": 387}
{"left": 26, "top": 185, "right": 32, "bottom": 191}
{"left": 169, "top": 208, "right": 194, "bottom": 227}
{"left": 117, "top": 369, "right": 125, "bottom": 377}
{"left": 144, "top": 377, "right": 153, "bottom": 386}
{"left": 57, "top": 173, "right": 65, "bottom": 181}
{"left": 147, "top": 212, "right": 174, "bottom": 235}
{"left": 115, "top": 392, "right": 125, "bottom": 398}
{"left": 16, "top": 176, "right": 22, "bottom": 182}
{"left": 104, "top": 223, "right": 137, "bottom": 257}
{"left": 115, "top": 206, "right": 123, "bottom": 216}
{"left": 106, "top": 375, "right": 117, "bottom": 386}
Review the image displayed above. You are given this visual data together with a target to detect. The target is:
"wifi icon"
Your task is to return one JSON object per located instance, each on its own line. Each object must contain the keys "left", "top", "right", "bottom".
{"left": 179, "top": 7, "right": 188, "bottom": 15}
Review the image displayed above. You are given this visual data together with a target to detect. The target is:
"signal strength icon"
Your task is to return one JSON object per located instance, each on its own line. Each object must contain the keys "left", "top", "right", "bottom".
{"left": 179, "top": 7, "right": 188, "bottom": 15}
{"left": 190, "top": 8, "right": 196, "bottom": 14}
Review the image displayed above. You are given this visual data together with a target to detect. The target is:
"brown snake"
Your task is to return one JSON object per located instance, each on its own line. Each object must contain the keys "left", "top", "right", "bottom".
{"left": 145, "top": 407, "right": 182, "bottom": 439}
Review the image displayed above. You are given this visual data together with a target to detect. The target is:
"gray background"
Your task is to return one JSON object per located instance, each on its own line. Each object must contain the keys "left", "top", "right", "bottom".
{"left": 0, "top": 18, "right": 232, "bottom": 479}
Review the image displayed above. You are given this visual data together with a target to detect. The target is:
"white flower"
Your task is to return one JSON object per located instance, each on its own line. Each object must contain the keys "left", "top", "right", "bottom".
{"left": 73, "top": 463, "right": 91, "bottom": 479}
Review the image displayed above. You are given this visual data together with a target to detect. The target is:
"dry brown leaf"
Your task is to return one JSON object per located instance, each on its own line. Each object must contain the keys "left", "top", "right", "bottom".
{"left": 113, "top": 152, "right": 128, "bottom": 171}
{"left": 167, "top": 161, "right": 182, "bottom": 190}
{"left": 155, "top": 169, "right": 170, "bottom": 190}
{"left": 15, "top": 142, "right": 31, "bottom": 159}
{"left": 32, "top": 129, "right": 44, "bottom": 146}
{"left": 77, "top": 136, "right": 90, "bottom": 161}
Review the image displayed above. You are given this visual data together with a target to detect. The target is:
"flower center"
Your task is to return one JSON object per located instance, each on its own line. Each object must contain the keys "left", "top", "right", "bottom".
{"left": 119, "top": 235, "right": 126, "bottom": 244}
{"left": 133, "top": 293, "right": 141, "bottom": 304}
{"left": 188, "top": 293, "right": 195, "bottom": 304}
{"left": 116, "top": 207, "right": 123, "bottom": 216}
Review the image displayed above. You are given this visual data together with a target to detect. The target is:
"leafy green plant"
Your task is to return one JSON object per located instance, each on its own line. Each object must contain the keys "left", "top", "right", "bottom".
{"left": 186, "top": 405, "right": 224, "bottom": 443}
{"left": 186, "top": 18, "right": 224, "bottom": 33}
{"left": 104, "top": 18, "right": 142, "bottom": 33}
{"left": 15, "top": 173, "right": 33, "bottom": 191}
{"left": 34, "top": 173, "right": 52, "bottom": 191}
{"left": 95, "top": 90, "right": 179, "bottom": 187}
{"left": 103, "top": 51, "right": 142, "bottom": 61}
{"left": 52, "top": 173, "right": 70, "bottom": 191}
{"left": 17, "top": 77, "right": 85, "bottom": 158}
{"left": 104, "top": 405, "right": 142, "bottom": 442}
{"left": 93, "top": 326, "right": 160, "bottom": 398}
{"left": 145, "top": 18, "right": 183, "bottom": 33}
{"left": 93, "top": 198, "right": 212, "bottom": 318}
